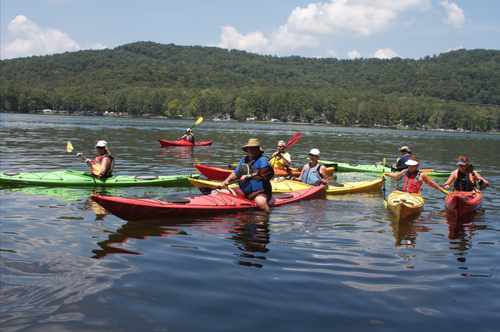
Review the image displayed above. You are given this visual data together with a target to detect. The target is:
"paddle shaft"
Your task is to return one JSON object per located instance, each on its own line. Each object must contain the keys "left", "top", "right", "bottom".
{"left": 179, "top": 117, "right": 203, "bottom": 139}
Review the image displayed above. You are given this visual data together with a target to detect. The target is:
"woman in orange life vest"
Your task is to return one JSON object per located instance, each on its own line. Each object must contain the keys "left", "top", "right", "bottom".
{"left": 77, "top": 140, "right": 115, "bottom": 178}
{"left": 443, "top": 156, "right": 489, "bottom": 192}
{"left": 383, "top": 155, "right": 446, "bottom": 194}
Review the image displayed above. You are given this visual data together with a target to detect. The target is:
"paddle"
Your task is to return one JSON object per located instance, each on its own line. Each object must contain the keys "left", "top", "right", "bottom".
{"left": 198, "top": 165, "right": 275, "bottom": 195}
{"left": 66, "top": 141, "right": 102, "bottom": 174}
{"left": 382, "top": 158, "right": 387, "bottom": 208}
{"left": 269, "top": 132, "right": 301, "bottom": 162}
{"left": 179, "top": 117, "right": 203, "bottom": 139}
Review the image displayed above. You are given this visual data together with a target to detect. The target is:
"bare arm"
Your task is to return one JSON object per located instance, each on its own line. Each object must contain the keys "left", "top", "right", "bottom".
{"left": 443, "top": 170, "right": 458, "bottom": 189}
{"left": 421, "top": 173, "right": 446, "bottom": 193}
{"left": 384, "top": 170, "right": 405, "bottom": 180}
{"left": 319, "top": 165, "right": 329, "bottom": 185}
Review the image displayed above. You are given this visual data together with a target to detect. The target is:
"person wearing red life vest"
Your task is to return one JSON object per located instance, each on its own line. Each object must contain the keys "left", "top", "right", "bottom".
{"left": 383, "top": 155, "right": 445, "bottom": 194}
{"left": 77, "top": 140, "right": 115, "bottom": 178}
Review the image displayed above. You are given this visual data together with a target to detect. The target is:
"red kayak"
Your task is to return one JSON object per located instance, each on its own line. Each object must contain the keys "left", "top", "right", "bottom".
{"left": 91, "top": 185, "right": 324, "bottom": 221}
{"left": 194, "top": 164, "right": 335, "bottom": 180}
{"left": 158, "top": 139, "right": 213, "bottom": 147}
{"left": 445, "top": 191, "right": 483, "bottom": 217}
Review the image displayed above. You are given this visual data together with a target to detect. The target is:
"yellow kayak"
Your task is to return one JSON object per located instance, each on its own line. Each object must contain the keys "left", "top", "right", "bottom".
{"left": 387, "top": 191, "right": 424, "bottom": 221}
{"left": 188, "top": 178, "right": 382, "bottom": 195}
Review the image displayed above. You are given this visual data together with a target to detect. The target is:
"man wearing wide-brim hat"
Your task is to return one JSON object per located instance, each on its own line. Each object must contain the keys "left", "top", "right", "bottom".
{"left": 392, "top": 145, "right": 412, "bottom": 171}
{"left": 220, "top": 138, "right": 273, "bottom": 212}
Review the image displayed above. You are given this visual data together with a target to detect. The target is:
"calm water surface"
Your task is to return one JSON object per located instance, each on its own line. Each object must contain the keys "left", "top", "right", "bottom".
{"left": 1, "top": 113, "right": 499, "bottom": 331}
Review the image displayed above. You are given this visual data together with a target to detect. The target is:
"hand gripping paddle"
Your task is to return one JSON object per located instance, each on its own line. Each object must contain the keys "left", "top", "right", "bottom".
{"left": 198, "top": 166, "right": 275, "bottom": 195}
{"left": 67, "top": 141, "right": 102, "bottom": 175}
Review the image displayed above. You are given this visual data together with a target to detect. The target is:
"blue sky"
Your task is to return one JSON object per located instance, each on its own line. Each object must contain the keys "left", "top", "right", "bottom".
{"left": 1, "top": 0, "right": 499, "bottom": 60}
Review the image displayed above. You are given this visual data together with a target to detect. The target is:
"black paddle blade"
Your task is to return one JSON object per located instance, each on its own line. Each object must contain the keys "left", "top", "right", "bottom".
{"left": 259, "top": 166, "right": 275, "bottom": 180}
{"left": 464, "top": 164, "right": 474, "bottom": 174}
{"left": 199, "top": 186, "right": 218, "bottom": 195}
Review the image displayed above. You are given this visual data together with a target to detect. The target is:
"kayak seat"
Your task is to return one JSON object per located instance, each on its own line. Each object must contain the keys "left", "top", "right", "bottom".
{"left": 159, "top": 197, "right": 190, "bottom": 204}
{"left": 349, "top": 163, "right": 358, "bottom": 166}
{"left": 272, "top": 193, "right": 294, "bottom": 199}
{"left": 329, "top": 183, "right": 345, "bottom": 187}
{"left": 135, "top": 175, "right": 159, "bottom": 180}
{"left": 3, "top": 172, "right": 19, "bottom": 176}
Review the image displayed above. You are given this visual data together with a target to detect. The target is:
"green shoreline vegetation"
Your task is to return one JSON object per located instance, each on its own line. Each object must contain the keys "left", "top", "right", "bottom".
{"left": 1, "top": 42, "right": 499, "bottom": 132}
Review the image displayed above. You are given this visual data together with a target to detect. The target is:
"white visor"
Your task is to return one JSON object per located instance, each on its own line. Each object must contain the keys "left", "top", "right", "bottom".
{"left": 456, "top": 161, "right": 468, "bottom": 165}
{"left": 405, "top": 160, "right": 419, "bottom": 166}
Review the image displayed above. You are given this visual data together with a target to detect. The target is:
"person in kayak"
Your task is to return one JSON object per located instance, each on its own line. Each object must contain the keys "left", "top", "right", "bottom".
{"left": 392, "top": 146, "right": 412, "bottom": 171}
{"left": 179, "top": 128, "right": 194, "bottom": 143}
{"left": 269, "top": 140, "right": 291, "bottom": 170}
{"left": 77, "top": 140, "right": 115, "bottom": 178}
{"left": 220, "top": 138, "right": 273, "bottom": 212}
{"left": 384, "top": 156, "right": 445, "bottom": 193}
{"left": 442, "top": 156, "right": 489, "bottom": 192}
{"left": 295, "top": 148, "right": 328, "bottom": 186}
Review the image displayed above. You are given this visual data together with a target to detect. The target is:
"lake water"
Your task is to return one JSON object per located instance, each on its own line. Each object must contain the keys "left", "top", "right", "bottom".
{"left": 1, "top": 113, "right": 499, "bottom": 332}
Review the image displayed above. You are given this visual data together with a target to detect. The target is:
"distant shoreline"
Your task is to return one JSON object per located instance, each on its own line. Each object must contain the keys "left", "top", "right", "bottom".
{"left": 2, "top": 111, "right": 498, "bottom": 134}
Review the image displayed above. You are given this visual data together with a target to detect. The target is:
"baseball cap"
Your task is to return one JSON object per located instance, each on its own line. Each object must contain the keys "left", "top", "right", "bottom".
{"left": 95, "top": 140, "right": 107, "bottom": 148}
{"left": 309, "top": 148, "right": 320, "bottom": 156}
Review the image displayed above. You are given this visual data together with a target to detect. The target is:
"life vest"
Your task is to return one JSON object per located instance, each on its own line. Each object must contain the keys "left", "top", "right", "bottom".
{"left": 269, "top": 152, "right": 290, "bottom": 169}
{"left": 302, "top": 162, "right": 323, "bottom": 186}
{"left": 454, "top": 170, "right": 476, "bottom": 191}
{"left": 92, "top": 154, "right": 115, "bottom": 178}
{"left": 184, "top": 134, "right": 194, "bottom": 142}
{"left": 401, "top": 169, "right": 422, "bottom": 193}
{"left": 236, "top": 155, "right": 271, "bottom": 194}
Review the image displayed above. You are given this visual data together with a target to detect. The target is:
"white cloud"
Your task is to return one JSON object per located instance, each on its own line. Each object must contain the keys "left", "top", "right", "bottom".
{"left": 447, "top": 45, "right": 464, "bottom": 52}
{"left": 1, "top": 15, "right": 81, "bottom": 59}
{"left": 213, "top": 0, "right": 432, "bottom": 56}
{"left": 373, "top": 47, "right": 400, "bottom": 59}
{"left": 89, "top": 42, "right": 107, "bottom": 50}
{"left": 439, "top": 0, "right": 465, "bottom": 28}
{"left": 214, "top": 25, "right": 271, "bottom": 54}
{"left": 326, "top": 49, "right": 338, "bottom": 57}
{"left": 348, "top": 49, "right": 361, "bottom": 59}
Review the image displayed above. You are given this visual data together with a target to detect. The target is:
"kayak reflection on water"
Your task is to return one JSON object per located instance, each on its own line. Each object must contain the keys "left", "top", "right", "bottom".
{"left": 89, "top": 212, "right": 271, "bottom": 263}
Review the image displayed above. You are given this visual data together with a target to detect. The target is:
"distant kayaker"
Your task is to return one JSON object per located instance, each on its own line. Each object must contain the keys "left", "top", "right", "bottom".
{"left": 443, "top": 156, "right": 489, "bottom": 192}
{"left": 220, "top": 138, "right": 273, "bottom": 212}
{"left": 179, "top": 128, "right": 194, "bottom": 143}
{"left": 384, "top": 156, "right": 446, "bottom": 193}
{"left": 296, "top": 149, "right": 328, "bottom": 186}
{"left": 269, "top": 140, "right": 291, "bottom": 170}
{"left": 392, "top": 146, "right": 412, "bottom": 171}
{"left": 77, "top": 140, "right": 115, "bottom": 178}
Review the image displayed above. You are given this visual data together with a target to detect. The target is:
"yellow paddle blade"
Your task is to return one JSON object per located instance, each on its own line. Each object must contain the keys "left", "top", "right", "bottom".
{"left": 383, "top": 157, "right": 386, "bottom": 168}
{"left": 66, "top": 141, "right": 74, "bottom": 153}
{"left": 383, "top": 200, "right": 387, "bottom": 209}
{"left": 195, "top": 117, "right": 203, "bottom": 126}
{"left": 442, "top": 189, "right": 450, "bottom": 195}
{"left": 92, "top": 163, "right": 102, "bottom": 175}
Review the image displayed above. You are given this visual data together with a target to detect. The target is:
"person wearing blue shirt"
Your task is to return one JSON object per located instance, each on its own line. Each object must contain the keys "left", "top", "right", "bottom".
{"left": 296, "top": 148, "right": 329, "bottom": 186}
{"left": 221, "top": 138, "right": 272, "bottom": 212}
{"left": 392, "top": 146, "right": 412, "bottom": 171}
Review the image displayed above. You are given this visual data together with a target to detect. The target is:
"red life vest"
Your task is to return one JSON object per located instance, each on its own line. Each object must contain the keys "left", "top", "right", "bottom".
{"left": 92, "top": 154, "right": 115, "bottom": 177}
{"left": 402, "top": 170, "right": 422, "bottom": 193}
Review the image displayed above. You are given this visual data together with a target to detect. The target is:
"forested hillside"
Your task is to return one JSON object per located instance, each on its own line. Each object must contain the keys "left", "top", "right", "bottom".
{"left": 1, "top": 41, "right": 499, "bottom": 130}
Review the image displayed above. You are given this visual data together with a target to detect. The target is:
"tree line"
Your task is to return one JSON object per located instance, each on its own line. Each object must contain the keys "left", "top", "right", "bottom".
{"left": 1, "top": 42, "right": 499, "bottom": 131}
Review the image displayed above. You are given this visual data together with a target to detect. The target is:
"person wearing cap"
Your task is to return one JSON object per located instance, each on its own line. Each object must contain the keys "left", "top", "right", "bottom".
{"left": 220, "top": 138, "right": 273, "bottom": 212}
{"left": 383, "top": 155, "right": 445, "bottom": 194}
{"left": 269, "top": 140, "right": 291, "bottom": 170}
{"left": 179, "top": 128, "right": 194, "bottom": 143}
{"left": 296, "top": 148, "right": 328, "bottom": 186}
{"left": 443, "top": 156, "right": 489, "bottom": 192}
{"left": 392, "top": 146, "right": 412, "bottom": 171}
{"left": 76, "top": 140, "right": 115, "bottom": 178}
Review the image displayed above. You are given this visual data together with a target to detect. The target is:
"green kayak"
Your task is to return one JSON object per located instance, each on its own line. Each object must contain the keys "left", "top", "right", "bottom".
{"left": 316, "top": 159, "right": 456, "bottom": 177}
{"left": 0, "top": 170, "right": 200, "bottom": 187}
